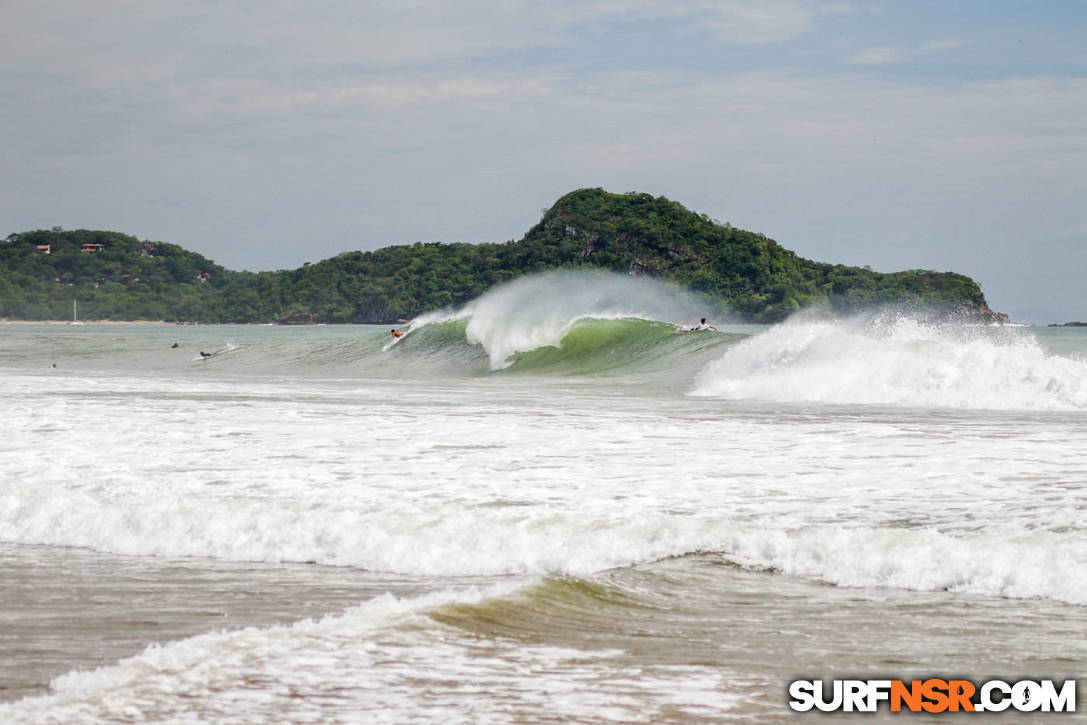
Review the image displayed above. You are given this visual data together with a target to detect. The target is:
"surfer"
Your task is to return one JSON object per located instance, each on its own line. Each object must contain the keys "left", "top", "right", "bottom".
{"left": 690, "top": 318, "right": 717, "bottom": 331}
{"left": 171, "top": 342, "right": 179, "bottom": 348}
{"left": 390, "top": 329, "right": 405, "bottom": 338}
{"left": 199, "top": 351, "right": 213, "bottom": 358}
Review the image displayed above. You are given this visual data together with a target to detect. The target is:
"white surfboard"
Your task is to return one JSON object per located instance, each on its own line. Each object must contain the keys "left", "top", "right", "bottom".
{"left": 382, "top": 330, "right": 412, "bottom": 352}
{"left": 192, "top": 344, "right": 240, "bottom": 361}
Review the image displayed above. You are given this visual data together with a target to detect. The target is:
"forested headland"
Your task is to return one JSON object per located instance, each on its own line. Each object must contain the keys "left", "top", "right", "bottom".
{"left": 0, "top": 188, "right": 1005, "bottom": 324}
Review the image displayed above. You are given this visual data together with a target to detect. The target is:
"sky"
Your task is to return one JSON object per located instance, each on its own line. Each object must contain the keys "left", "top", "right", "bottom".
{"left": 2, "top": 1, "right": 1085, "bottom": 322}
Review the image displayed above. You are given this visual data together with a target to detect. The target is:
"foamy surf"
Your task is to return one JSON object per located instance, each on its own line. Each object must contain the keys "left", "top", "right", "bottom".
{"left": 0, "top": 584, "right": 519, "bottom": 724}
{"left": 399, "top": 270, "right": 726, "bottom": 370}
{"left": 4, "top": 359, "right": 1087, "bottom": 607}
{"left": 0, "top": 572, "right": 751, "bottom": 724}
{"left": 716, "top": 524, "right": 1087, "bottom": 606}
{"left": 693, "top": 315, "right": 1087, "bottom": 410}
{"left": 5, "top": 400, "right": 1085, "bottom": 605}
{"left": 3, "top": 310, "right": 1086, "bottom": 720}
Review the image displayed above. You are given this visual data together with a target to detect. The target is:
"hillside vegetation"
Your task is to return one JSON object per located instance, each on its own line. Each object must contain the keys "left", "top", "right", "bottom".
{"left": 0, "top": 189, "right": 1004, "bottom": 324}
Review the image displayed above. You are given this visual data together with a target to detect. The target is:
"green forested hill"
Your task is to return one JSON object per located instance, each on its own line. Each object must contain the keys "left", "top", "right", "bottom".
{"left": 0, "top": 189, "right": 1004, "bottom": 323}
{"left": 0, "top": 229, "right": 236, "bottom": 321}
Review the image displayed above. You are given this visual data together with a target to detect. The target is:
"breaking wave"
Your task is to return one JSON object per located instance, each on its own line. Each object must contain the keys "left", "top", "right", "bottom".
{"left": 692, "top": 315, "right": 1087, "bottom": 410}
{"left": 386, "top": 270, "right": 735, "bottom": 375}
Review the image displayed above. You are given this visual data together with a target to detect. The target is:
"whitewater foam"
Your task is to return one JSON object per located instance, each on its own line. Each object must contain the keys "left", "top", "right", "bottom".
{"left": 4, "top": 367, "right": 1086, "bottom": 606}
{"left": 407, "top": 270, "right": 721, "bottom": 369}
{"left": 717, "top": 524, "right": 1087, "bottom": 605}
{"left": 693, "top": 316, "right": 1087, "bottom": 410}
{"left": 5, "top": 310, "right": 1087, "bottom": 722}
{"left": 0, "top": 578, "right": 745, "bottom": 723}
{"left": 6, "top": 319, "right": 1087, "bottom": 596}
{"left": 0, "top": 585, "right": 513, "bottom": 723}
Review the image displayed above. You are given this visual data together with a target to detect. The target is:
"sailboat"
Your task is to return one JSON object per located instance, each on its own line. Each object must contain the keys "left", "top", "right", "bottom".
{"left": 67, "top": 298, "right": 84, "bottom": 326}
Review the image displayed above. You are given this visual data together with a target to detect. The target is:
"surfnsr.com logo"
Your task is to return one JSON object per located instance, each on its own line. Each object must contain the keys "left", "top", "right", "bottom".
{"left": 788, "top": 678, "right": 1076, "bottom": 713}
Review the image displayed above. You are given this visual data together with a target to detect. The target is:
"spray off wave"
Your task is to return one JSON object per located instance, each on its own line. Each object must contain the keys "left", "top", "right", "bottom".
{"left": 397, "top": 270, "right": 728, "bottom": 371}
{"left": 693, "top": 315, "right": 1087, "bottom": 410}
{"left": 391, "top": 276, "right": 1087, "bottom": 408}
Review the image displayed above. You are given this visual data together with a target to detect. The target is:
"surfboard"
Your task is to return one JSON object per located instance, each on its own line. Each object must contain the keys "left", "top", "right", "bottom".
{"left": 192, "top": 344, "right": 240, "bottom": 362}
{"left": 382, "top": 331, "right": 412, "bottom": 352}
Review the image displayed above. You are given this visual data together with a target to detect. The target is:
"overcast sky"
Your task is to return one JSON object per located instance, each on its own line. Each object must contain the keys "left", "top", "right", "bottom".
{"left": 2, "top": 1, "right": 1085, "bottom": 321}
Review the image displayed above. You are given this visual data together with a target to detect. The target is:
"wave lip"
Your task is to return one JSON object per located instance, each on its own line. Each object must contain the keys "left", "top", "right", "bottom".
{"left": 692, "top": 315, "right": 1087, "bottom": 410}
{"left": 401, "top": 270, "right": 723, "bottom": 371}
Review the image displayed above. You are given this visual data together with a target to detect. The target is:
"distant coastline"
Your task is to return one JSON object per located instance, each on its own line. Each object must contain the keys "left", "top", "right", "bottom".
{"left": 0, "top": 319, "right": 167, "bottom": 326}
{"left": 1, "top": 188, "right": 1005, "bottom": 325}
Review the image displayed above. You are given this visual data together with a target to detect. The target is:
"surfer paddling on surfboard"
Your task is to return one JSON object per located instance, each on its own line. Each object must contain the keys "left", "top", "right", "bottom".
{"left": 689, "top": 318, "right": 717, "bottom": 331}
{"left": 390, "top": 329, "right": 406, "bottom": 338}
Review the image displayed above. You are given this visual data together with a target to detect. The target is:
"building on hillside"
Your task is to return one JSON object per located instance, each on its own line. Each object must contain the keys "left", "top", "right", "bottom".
{"left": 80, "top": 243, "right": 105, "bottom": 253}
{"left": 36, "top": 244, "right": 51, "bottom": 254}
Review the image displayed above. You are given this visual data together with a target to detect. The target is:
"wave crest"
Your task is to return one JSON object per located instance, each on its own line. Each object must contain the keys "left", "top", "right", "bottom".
{"left": 403, "top": 270, "right": 726, "bottom": 371}
{"left": 692, "top": 315, "right": 1087, "bottom": 410}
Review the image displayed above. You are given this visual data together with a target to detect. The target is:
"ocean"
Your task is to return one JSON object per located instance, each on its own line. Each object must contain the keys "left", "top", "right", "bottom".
{"left": 1, "top": 271, "right": 1085, "bottom": 723}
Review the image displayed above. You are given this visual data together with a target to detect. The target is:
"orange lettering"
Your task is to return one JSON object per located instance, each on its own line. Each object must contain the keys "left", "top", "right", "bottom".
{"left": 921, "top": 679, "right": 949, "bottom": 713}
{"left": 891, "top": 680, "right": 923, "bottom": 712}
{"left": 947, "top": 680, "right": 976, "bottom": 712}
